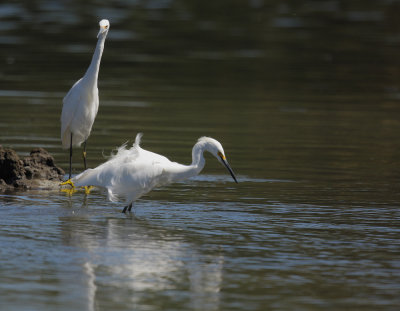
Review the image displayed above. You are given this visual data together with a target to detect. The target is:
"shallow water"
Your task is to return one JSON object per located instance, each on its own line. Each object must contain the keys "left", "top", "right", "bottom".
{"left": 1, "top": 1, "right": 400, "bottom": 310}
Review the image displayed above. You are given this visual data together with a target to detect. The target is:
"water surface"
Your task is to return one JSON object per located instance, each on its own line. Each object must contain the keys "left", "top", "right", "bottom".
{"left": 1, "top": 1, "right": 400, "bottom": 310}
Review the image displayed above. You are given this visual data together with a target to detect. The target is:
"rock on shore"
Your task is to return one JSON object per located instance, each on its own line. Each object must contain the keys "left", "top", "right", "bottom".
{"left": 0, "top": 146, "right": 65, "bottom": 191}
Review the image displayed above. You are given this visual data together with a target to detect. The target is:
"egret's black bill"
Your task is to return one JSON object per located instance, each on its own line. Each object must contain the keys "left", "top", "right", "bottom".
{"left": 221, "top": 158, "right": 238, "bottom": 183}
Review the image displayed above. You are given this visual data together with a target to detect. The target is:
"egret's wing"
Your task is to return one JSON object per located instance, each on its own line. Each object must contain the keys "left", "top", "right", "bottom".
{"left": 61, "top": 78, "right": 83, "bottom": 147}
{"left": 107, "top": 154, "right": 167, "bottom": 202}
{"left": 108, "top": 146, "right": 170, "bottom": 190}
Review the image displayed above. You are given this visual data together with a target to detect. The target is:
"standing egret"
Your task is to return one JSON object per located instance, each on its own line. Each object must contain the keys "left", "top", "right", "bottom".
{"left": 72, "top": 133, "right": 238, "bottom": 213}
{"left": 60, "top": 19, "right": 110, "bottom": 187}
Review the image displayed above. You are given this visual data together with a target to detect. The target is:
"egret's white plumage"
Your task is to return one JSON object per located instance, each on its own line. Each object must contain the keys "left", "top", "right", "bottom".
{"left": 61, "top": 19, "right": 109, "bottom": 179}
{"left": 73, "top": 133, "right": 238, "bottom": 212}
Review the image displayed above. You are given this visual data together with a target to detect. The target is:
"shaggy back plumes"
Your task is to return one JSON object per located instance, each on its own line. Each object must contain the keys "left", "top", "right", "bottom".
{"left": 106, "top": 133, "right": 143, "bottom": 161}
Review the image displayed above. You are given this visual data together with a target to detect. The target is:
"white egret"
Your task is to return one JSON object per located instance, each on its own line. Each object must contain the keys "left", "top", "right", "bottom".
{"left": 72, "top": 133, "right": 238, "bottom": 213}
{"left": 60, "top": 19, "right": 110, "bottom": 186}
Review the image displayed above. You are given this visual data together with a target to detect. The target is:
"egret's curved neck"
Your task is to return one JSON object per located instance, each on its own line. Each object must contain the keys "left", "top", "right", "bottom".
{"left": 165, "top": 141, "right": 208, "bottom": 183}
{"left": 191, "top": 142, "right": 206, "bottom": 173}
{"left": 83, "top": 33, "right": 107, "bottom": 86}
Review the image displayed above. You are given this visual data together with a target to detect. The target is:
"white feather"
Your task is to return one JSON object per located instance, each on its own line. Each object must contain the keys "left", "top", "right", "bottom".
{"left": 72, "top": 134, "right": 237, "bottom": 207}
{"left": 60, "top": 20, "right": 109, "bottom": 149}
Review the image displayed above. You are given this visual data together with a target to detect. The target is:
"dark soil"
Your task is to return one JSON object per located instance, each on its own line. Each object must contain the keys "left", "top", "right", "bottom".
{"left": 0, "top": 146, "right": 65, "bottom": 190}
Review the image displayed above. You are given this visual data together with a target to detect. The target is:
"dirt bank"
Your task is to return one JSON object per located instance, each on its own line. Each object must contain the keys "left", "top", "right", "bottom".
{"left": 0, "top": 146, "right": 65, "bottom": 191}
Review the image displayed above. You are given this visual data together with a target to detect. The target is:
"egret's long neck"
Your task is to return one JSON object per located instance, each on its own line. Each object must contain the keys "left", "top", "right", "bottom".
{"left": 166, "top": 141, "right": 207, "bottom": 183}
{"left": 83, "top": 33, "right": 107, "bottom": 87}
{"left": 191, "top": 142, "right": 206, "bottom": 173}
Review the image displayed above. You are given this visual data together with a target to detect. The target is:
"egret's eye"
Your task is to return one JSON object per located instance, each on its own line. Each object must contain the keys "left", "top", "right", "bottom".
{"left": 218, "top": 151, "right": 226, "bottom": 160}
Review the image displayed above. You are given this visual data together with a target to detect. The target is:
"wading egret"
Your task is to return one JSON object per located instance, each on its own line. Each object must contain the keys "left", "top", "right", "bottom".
{"left": 60, "top": 19, "right": 110, "bottom": 186}
{"left": 72, "top": 133, "right": 238, "bottom": 213}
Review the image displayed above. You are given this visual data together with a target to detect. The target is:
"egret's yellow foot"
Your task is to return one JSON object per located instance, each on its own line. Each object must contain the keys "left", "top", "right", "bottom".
{"left": 60, "top": 179, "right": 75, "bottom": 188}
{"left": 60, "top": 179, "right": 76, "bottom": 195}
{"left": 83, "top": 186, "right": 94, "bottom": 195}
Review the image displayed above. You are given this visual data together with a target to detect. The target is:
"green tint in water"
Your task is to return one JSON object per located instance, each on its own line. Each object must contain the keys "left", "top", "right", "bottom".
{"left": 1, "top": 1, "right": 400, "bottom": 310}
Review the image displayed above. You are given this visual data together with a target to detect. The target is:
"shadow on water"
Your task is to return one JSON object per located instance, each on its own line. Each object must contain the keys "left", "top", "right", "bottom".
{"left": 1, "top": 1, "right": 400, "bottom": 310}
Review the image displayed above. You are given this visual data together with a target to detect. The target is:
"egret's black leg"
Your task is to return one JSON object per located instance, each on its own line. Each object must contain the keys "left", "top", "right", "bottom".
{"left": 81, "top": 139, "right": 93, "bottom": 193}
{"left": 68, "top": 133, "right": 73, "bottom": 179}
{"left": 60, "top": 133, "right": 75, "bottom": 192}
{"left": 83, "top": 139, "right": 87, "bottom": 170}
{"left": 122, "top": 203, "right": 132, "bottom": 213}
